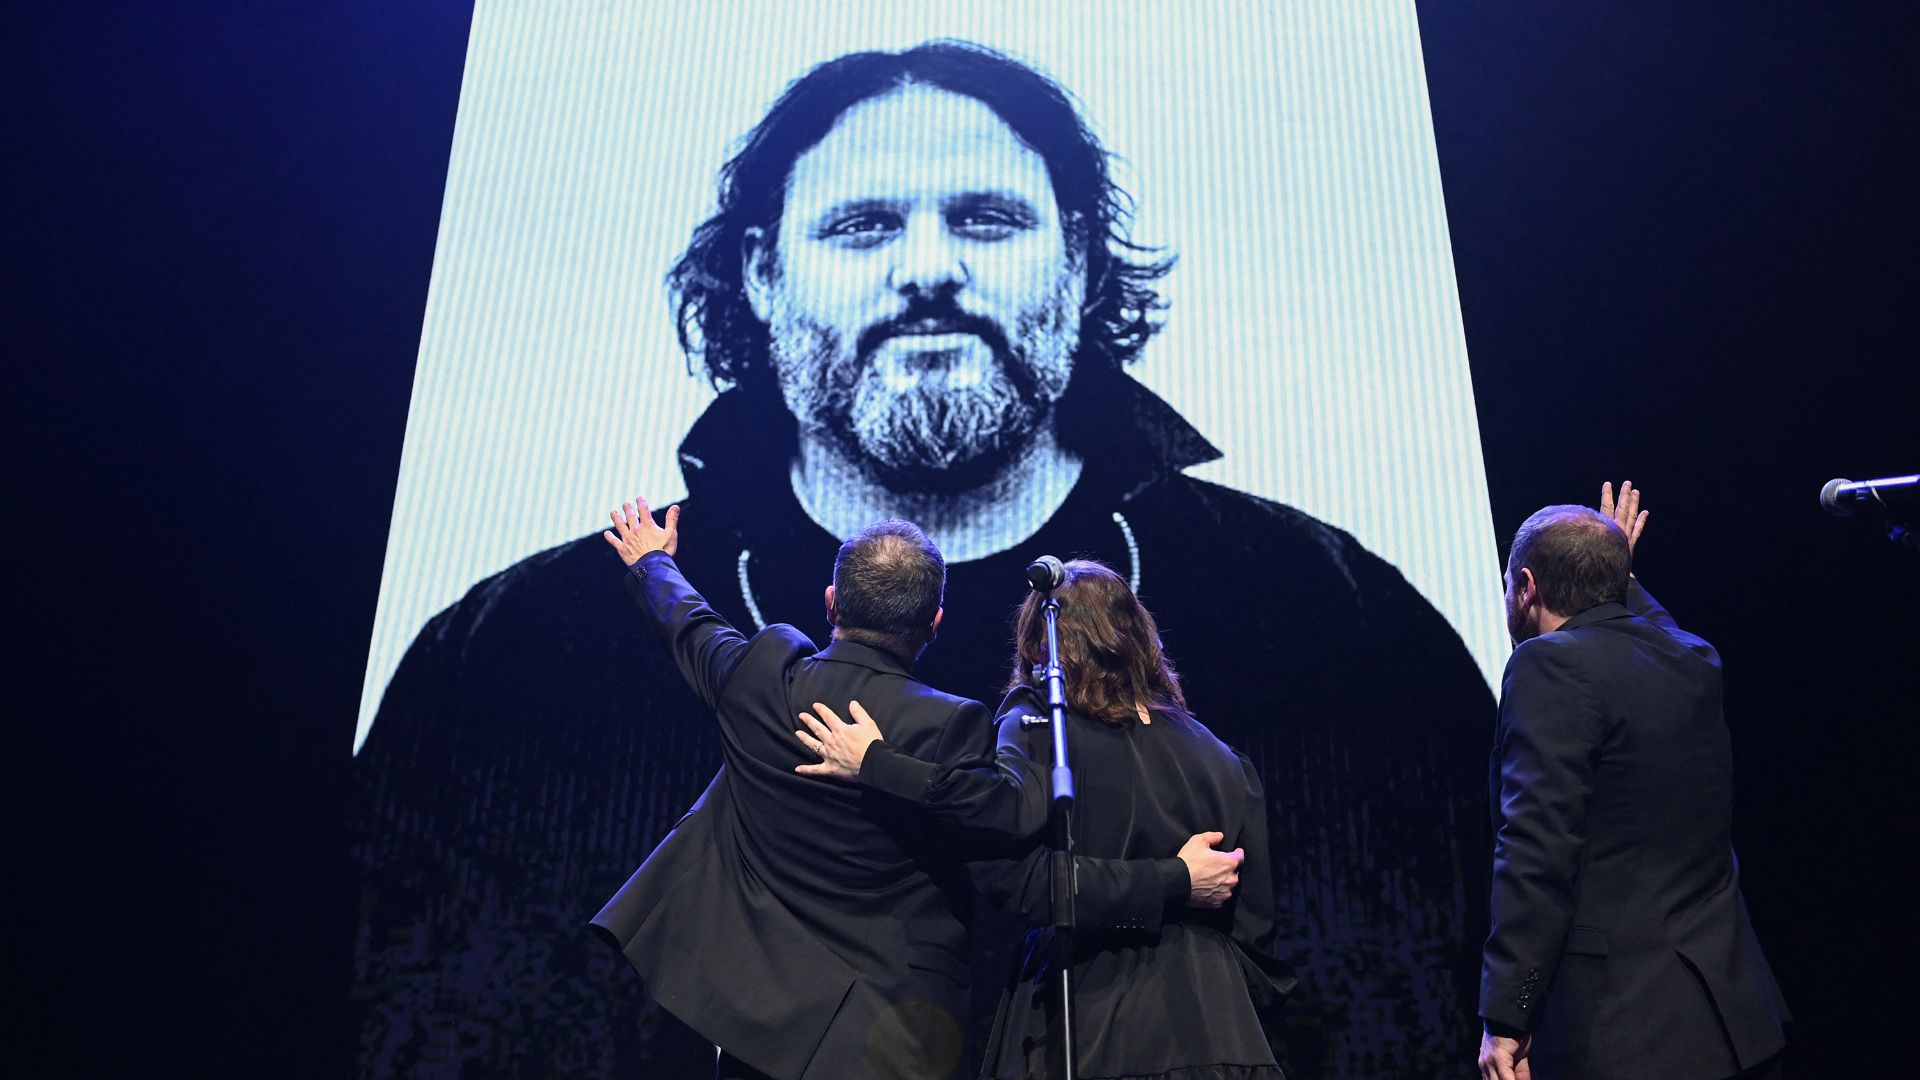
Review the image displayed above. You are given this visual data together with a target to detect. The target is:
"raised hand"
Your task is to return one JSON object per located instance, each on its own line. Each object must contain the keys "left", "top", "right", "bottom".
{"left": 1600, "top": 480, "right": 1648, "bottom": 555}
{"left": 603, "top": 497, "right": 680, "bottom": 565}
{"left": 795, "top": 700, "right": 885, "bottom": 781}
{"left": 1177, "top": 831, "right": 1244, "bottom": 909}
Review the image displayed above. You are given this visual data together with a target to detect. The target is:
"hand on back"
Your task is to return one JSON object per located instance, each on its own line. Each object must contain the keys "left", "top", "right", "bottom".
{"left": 1178, "top": 831, "right": 1244, "bottom": 909}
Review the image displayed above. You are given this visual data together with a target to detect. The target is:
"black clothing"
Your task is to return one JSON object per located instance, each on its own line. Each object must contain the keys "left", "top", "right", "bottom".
{"left": 966, "top": 688, "right": 1291, "bottom": 1080}
{"left": 1481, "top": 579, "right": 1788, "bottom": 1079}
{"left": 588, "top": 552, "right": 987, "bottom": 1079}
{"left": 350, "top": 376, "right": 1495, "bottom": 1078}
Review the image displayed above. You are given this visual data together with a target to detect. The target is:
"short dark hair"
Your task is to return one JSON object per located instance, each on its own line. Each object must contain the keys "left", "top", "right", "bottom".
{"left": 1507, "top": 505, "right": 1631, "bottom": 614}
{"left": 1005, "top": 559, "right": 1185, "bottom": 725}
{"left": 832, "top": 519, "right": 946, "bottom": 655}
{"left": 668, "top": 39, "right": 1172, "bottom": 394}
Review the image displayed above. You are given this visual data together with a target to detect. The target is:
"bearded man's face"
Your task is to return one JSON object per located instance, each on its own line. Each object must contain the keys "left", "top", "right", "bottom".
{"left": 744, "top": 84, "right": 1085, "bottom": 492}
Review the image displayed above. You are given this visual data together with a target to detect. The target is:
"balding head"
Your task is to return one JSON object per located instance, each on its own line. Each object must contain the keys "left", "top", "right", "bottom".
{"left": 829, "top": 519, "right": 946, "bottom": 659}
{"left": 1505, "top": 505, "right": 1630, "bottom": 642}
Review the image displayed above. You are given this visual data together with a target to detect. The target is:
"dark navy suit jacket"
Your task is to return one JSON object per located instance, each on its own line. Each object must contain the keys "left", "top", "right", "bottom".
{"left": 1482, "top": 579, "right": 1789, "bottom": 1079}
{"left": 590, "top": 551, "right": 993, "bottom": 1080}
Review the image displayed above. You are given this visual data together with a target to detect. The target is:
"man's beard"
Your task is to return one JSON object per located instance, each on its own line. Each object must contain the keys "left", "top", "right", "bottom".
{"left": 766, "top": 284, "right": 1080, "bottom": 493}
{"left": 1505, "top": 591, "right": 1534, "bottom": 646}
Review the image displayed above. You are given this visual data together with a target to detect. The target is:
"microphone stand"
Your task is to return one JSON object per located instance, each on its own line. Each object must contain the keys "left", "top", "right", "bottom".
{"left": 1037, "top": 589, "right": 1078, "bottom": 1080}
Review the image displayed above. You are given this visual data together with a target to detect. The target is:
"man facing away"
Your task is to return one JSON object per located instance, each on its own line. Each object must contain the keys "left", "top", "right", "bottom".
{"left": 589, "top": 506, "right": 1243, "bottom": 1080}
{"left": 1477, "top": 483, "right": 1789, "bottom": 1080}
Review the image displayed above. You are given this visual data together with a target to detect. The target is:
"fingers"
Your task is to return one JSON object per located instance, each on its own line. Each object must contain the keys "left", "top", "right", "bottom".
{"left": 602, "top": 529, "right": 621, "bottom": 549}
{"left": 619, "top": 498, "right": 656, "bottom": 542}
{"left": 795, "top": 762, "right": 832, "bottom": 776}
{"left": 810, "top": 701, "right": 843, "bottom": 727}
{"left": 1227, "top": 847, "right": 1245, "bottom": 867}
{"left": 795, "top": 728, "right": 824, "bottom": 755}
{"left": 1201, "top": 831, "right": 1225, "bottom": 847}
{"left": 798, "top": 713, "right": 830, "bottom": 739}
{"left": 1601, "top": 481, "right": 1615, "bottom": 519}
{"left": 848, "top": 700, "right": 877, "bottom": 729}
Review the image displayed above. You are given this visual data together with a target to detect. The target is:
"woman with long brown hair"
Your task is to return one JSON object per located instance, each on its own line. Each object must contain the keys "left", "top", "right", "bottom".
{"left": 795, "top": 558, "right": 1291, "bottom": 1077}
{"left": 970, "top": 558, "right": 1292, "bottom": 1080}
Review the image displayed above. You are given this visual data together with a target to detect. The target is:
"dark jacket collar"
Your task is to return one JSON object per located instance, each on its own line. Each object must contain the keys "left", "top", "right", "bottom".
{"left": 676, "top": 370, "right": 1221, "bottom": 508}
{"left": 816, "top": 637, "right": 916, "bottom": 678}
{"left": 1558, "top": 600, "right": 1631, "bottom": 633}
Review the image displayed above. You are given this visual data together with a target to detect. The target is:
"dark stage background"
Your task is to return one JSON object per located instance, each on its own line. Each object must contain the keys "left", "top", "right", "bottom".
{"left": 17, "top": 2, "right": 1916, "bottom": 1075}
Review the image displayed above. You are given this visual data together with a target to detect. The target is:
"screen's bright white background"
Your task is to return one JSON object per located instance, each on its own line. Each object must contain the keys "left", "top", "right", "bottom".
{"left": 357, "top": 0, "right": 1506, "bottom": 752}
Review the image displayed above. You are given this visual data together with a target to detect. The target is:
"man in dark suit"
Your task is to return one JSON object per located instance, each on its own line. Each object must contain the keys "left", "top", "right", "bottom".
{"left": 1477, "top": 483, "right": 1789, "bottom": 1080}
{"left": 588, "top": 503, "right": 1235, "bottom": 1079}
{"left": 587, "top": 504, "right": 987, "bottom": 1079}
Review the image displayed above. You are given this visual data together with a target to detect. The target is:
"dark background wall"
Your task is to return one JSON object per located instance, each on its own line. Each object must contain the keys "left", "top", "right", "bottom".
{"left": 18, "top": 2, "right": 1915, "bottom": 1074}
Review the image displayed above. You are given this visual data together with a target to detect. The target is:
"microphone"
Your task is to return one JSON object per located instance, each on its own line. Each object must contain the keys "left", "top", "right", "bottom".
{"left": 1025, "top": 555, "right": 1065, "bottom": 591}
{"left": 1819, "top": 474, "right": 1920, "bottom": 517}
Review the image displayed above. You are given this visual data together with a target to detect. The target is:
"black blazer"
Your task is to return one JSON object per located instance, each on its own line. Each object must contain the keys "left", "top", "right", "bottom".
{"left": 589, "top": 552, "right": 993, "bottom": 1080}
{"left": 967, "top": 690, "right": 1292, "bottom": 1078}
{"left": 1481, "top": 579, "right": 1789, "bottom": 1079}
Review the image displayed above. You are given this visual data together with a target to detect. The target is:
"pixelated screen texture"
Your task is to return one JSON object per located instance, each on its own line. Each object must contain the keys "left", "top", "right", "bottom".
{"left": 357, "top": 0, "right": 1504, "bottom": 751}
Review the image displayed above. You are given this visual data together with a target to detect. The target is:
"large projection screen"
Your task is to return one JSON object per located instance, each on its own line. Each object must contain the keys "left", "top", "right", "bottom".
{"left": 351, "top": 2, "right": 1507, "bottom": 1077}
{"left": 357, "top": 1, "right": 1503, "bottom": 752}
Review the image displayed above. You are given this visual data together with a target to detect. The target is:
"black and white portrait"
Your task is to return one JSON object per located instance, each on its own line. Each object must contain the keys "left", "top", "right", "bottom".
{"left": 352, "top": 4, "right": 1504, "bottom": 1076}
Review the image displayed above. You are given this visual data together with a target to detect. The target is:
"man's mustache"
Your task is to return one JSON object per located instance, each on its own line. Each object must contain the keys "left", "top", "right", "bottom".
{"left": 855, "top": 296, "right": 1013, "bottom": 363}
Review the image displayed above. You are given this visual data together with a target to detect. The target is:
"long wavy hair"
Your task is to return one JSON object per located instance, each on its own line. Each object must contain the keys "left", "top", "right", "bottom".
{"left": 1006, "top": 560, "right": 1186, "bottom": 725}
{"left": 667, "top": 39, "right": 1173, "bottom": 395}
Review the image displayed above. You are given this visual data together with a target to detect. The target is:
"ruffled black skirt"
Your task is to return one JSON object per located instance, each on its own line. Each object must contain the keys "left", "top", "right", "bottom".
{"left": 980, "top": 924, "right": 1291, "bottom": 1080}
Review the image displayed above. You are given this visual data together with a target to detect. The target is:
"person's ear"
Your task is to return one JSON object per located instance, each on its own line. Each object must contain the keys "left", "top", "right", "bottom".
{"left": 823, "top": 584, "right": 838, "bottom": 627}
{"left": 1518, "top": 567, "right": 1538, "bottom": 608}
{"left": 743, "top": 226, "right": 776, "bottom": 323}
{"left": 927, "top": 606, "right": 944, "bottom": 642}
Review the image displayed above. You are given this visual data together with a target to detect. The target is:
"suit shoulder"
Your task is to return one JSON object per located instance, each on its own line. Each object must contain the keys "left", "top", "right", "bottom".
{"left": 913, "top": 683, "right": 990, "bottom": 725}
{"left": 757, "top": 622, "right": 818, "bottom": 650}
{"left": 991, "top": 685, "right": 1045, "bottom": 740}
{"left": 1506, "top": 630, "right": 1589, "bottom": 667}
{"left": 1501, "top": 632, "right": 1601, "bottom": 691}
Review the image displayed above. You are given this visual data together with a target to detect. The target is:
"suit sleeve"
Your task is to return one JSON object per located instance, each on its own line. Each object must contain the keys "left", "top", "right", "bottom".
{"left": 971, "top": 846, "right": 1191, "bottom": 933}
{"left": 1229, "top": 752, "right": 1278, "bottom": 957}
{"left": 1480, "top": 637, "right": 1605, "bottom": 1032}
{"left": 1225, "top": 751, "right": 1297, "bottom": 1011}
{"left": 621, "top": 550, "right": 752, "bottom": 713}
{"left": 967, "top": 709, "right": 1189, "bottom": 932}
{"left": 1622, "top": 577, "right": 1720, "bottom": 665}
{"left": 857, "top": 688, "right": 1053, "bottom": 840}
